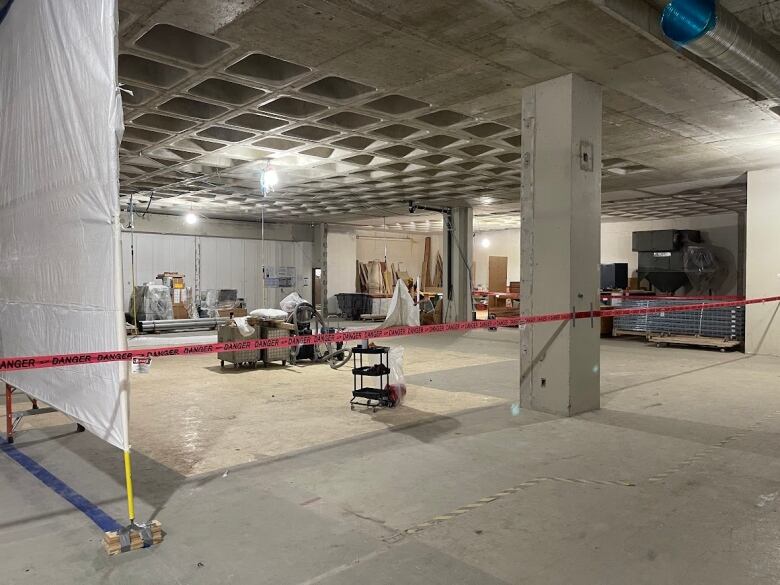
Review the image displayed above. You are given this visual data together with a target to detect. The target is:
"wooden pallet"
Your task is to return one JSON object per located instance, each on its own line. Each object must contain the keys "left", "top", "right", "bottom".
{"left": 103, "top": 520, "right": 163, "bottom": 555}
{"left": 613, "top": 329, "right": 648, "bottom": 338}
{"left": 648, "top": 334, "right": 741, "bottom": 351}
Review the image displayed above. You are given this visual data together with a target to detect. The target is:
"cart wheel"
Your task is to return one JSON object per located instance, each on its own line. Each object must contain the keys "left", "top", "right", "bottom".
{"left": 655, "top": 343, "right": 661, "bottom": 348}
{"left": 350, "top": 404, "right": 355, "bottom": 411}
{"left": 282, "top": 360, "right": 286, "bottom": 366}
{"left": 6, "top": 436, "right": 13, "bottom": 444}
{"left": 76, "top": 424, "right": 85, "bottom": 433}
{"left": 220, "top": 360, "right": 225, "bottom": 368}
{"left": 234, "top": 363, "right": 238, "bottom": 369}
{"left": 373, "top": 407, "right": 377, "bottom": 413}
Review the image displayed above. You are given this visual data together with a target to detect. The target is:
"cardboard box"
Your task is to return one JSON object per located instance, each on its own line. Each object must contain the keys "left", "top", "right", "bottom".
{"left": 172, "top": 303, "right": 189, "bottom": 319}
{"left": 157, "top": 272, "right": 185, "bottom": 289}
{"left": 218, "top": 308, "right": 247, "bottom": 318}
{"left": 171, "top": 288, "right": 189, "bottom": 304}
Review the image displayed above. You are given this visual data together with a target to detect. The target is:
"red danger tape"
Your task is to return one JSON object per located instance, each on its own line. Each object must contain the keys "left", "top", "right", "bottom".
{"left": 1, "top": 295, "right": 778, "bottom": 372}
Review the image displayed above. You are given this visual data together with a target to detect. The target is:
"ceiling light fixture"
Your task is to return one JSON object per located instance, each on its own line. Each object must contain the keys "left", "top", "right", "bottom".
{"left": 481, "top": 237, "right": 490, "bottom": 248}
{"left": 185, "top": 212, "right": 198, "bottom": 225}
{"left": 260, "top": 161, "right": 279, "bottom": 196}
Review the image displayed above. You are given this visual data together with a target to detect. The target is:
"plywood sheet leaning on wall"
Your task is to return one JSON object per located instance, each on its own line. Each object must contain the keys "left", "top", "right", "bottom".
{"left": 367, "top": 261, "right": 384, "bottom": 295}
{"left": 422, "top": 236, "right": 432, "bottom": 288}
{"left": 433, "top": 252, "right": 444, "bottom": 287}
{"left": 488, "top": 256, "right": 509, "bottom": 308}
{"left": 488, "top": 256, "right": 508, "bottom": 292}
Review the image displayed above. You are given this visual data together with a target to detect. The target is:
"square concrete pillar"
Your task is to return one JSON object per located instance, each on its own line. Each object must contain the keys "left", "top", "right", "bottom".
{"left": 442, "top": 206, "right": 473, "bottom": 323}
{"left": 746, "top": 168, "right": 780, "bottom": 356}
{"left": 312, "top": 223, "right": 328, "bottom": 312}
{"left": 520, "top": 74, "right": 602, "bottom": 416}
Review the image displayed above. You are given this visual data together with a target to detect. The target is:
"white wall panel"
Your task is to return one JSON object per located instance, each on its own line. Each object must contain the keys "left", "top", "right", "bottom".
{"left": 121, "top": 232, "right": 313, "bottom": 312}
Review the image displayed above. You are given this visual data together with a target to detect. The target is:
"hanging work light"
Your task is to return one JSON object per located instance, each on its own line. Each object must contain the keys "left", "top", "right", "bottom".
{"left": 260, "top": 162, "right": 279, "bottom": 196}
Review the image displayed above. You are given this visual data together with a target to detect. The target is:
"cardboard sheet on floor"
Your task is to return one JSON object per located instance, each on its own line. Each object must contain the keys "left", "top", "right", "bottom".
{"left": 0, "top": 0, "right": 128, "bottom": 449}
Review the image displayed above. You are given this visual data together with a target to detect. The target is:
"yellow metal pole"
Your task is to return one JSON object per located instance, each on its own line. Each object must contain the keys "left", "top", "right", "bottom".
{"left": 123, "top": 450, "right": 135, "bottom": 523}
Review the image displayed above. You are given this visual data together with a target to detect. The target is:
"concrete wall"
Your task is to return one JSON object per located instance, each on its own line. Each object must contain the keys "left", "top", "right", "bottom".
{"left": 355, "top": 229, "right": 443, "bottom": 283}
{"left": 120, "top": 213, "right": 315, "bottom": 313}
{"left": 123, "top": 211, "right": 314, "bottom": 242}
{"left": 471, "top": 214, "right": 740, "bottom": 295}
{"left": 326, "top": 228, "right": 357, "bottom": 314}
{"left": 121, "top": 231, "right": 313, "bottom": 313}
{"left": 746, "top": 168, "right": 780, "bottom": 356}
{"left": 601, "top": 214, "right": 740, "bottom": 295}
{"left": 473, "top": 229, "right": 520, "bottom": 289}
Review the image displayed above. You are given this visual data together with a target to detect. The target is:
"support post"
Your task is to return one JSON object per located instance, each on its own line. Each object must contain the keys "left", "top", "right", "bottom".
{"left": 313, "top": 223, "right": 328, "bottom": 314}
{"left": 746, "top": 168, "right": 780, "bottom": 356}
{"left": 520, "top": 74, "right": 602, "bottom": 416}
{"left": 5, "top": 384, "right": 13, "bottom": 444}
{"left": 123, "top": 450, "right": 135, "bottom": 523}
{"left": 442, "top": 207, "right": 474, "bottom": 323}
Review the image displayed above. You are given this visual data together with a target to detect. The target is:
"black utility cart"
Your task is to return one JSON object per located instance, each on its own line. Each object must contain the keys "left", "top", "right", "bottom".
{"left": 351, "top": 345, "right": 392, "bottom": 411}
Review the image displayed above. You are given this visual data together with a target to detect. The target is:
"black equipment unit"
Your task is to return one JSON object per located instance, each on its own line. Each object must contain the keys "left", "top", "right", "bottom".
{"left": 600, "top": 263, "right": 628, "bottom": 290}
{"left": 632, "top": 229, "right": 704, "bottom": 293}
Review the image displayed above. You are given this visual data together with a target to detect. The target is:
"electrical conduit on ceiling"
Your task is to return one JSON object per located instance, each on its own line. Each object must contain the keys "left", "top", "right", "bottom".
{"left": 659, "top": 0, "right": 780, "bottom": 99}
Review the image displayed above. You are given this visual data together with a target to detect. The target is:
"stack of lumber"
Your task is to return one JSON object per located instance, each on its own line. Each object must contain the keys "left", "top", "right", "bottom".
{"left": 509, "top": 281, "right": 520, "bottom": 295}
{"left": 356, "top": 260, "right": 405, "bottom": 296}
{"left": 104, "top": 521, "right": 163, "bottom": 555}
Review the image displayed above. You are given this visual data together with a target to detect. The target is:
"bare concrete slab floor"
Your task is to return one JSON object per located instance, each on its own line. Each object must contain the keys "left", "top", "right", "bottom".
{"left": 3, "top": 331, "right": 780, "bottom": 584}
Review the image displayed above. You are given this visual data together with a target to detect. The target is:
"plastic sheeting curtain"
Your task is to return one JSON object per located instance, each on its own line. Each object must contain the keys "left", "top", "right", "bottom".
{"left": 0, "top": 0, "right": 128, "bottom": 449}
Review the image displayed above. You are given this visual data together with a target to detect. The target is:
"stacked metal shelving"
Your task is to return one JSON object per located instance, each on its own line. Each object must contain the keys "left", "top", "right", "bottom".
{"left": 613, "top": 298, "right": 744, "bottom": 340}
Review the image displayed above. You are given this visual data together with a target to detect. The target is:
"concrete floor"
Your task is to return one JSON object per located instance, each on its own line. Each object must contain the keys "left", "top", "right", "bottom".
{"left": 3, "top": 331, "right": 780, "bottom": 584}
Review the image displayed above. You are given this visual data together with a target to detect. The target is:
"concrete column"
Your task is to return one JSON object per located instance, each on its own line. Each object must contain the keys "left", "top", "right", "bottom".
{"left": 442, "top": 207, "right": 473, "bottom": 323}
{"left": 520, "top": 74, "right": 602, "bottom": 416}
{"left": 745, "top": 168, "right": 780, "bottom": 356}
{"left": 312, "top": 223, "right": 328, "bottom": 313}
{"left": 737, "top": 211, "right": 746, "bottom": 298}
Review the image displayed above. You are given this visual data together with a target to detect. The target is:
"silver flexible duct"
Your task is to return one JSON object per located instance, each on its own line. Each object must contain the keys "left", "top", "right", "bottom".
{"left": 660, "top": 0, "right": 780, "bottom": 99}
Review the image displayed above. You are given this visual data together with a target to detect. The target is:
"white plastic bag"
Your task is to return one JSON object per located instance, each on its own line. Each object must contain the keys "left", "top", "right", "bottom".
{"left": 280, "top": 292, "right": 307, "bottom": 313}
{"left": 233, "top": 317, "right": 255, "bottom": 337}
{"left": 250, "top": 308, "right": 289, "bottom": 320}
{"left": 386, "top": 347, "right": 407, "bottom": 406}
{"left": 379, "top": 280, "right": 420, "bottom": 328}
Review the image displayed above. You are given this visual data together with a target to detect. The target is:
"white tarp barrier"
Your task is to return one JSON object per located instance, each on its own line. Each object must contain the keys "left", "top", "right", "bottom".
{"left": 0, "top": 0, "right": 128, "bottom": 449}
{"left": 379, "top": 280, "right": 420, "bottom": 328}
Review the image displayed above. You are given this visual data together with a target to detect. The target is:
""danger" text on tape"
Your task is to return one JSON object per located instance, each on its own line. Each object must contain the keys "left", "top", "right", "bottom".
{"left": 0, "top": 295, "right": 777, "bottom": 372}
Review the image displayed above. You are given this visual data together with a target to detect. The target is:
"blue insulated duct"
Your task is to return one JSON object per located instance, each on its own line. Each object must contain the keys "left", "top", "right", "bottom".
{"left": 659, "top": 0, "right": 780, "bottom": 98}
{"left": 660, "top": 0, "right": 716, "bottom": 45}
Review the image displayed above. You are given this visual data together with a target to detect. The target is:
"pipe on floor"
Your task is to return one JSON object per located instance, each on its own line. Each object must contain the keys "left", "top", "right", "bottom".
{"left": 138, "top": 318, "right": 226, "bottom": 333}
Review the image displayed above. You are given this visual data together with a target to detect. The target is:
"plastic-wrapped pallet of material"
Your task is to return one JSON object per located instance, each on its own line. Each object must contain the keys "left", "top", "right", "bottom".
{"left": 130, "top": 284, "right": 173, "bottom": 321}
{"left": 199, "top": 289, "right": 219, "bottom": 317}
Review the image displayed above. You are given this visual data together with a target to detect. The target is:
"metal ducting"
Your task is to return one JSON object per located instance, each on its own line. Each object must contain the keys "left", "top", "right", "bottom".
{"left": 660, "top": 0, "right": 780, "bottom": 99}
{"left": 138, "top": 318, "right": 226, "bottom": 333}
